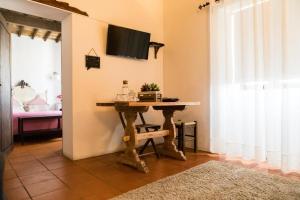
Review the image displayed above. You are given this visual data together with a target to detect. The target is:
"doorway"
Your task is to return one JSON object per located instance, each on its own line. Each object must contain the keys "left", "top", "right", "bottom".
{"left": 0, "top": 8, "right": 63, "bottom": 149}
{"left": 0, "top": 0, "right": 74, "bottom": 159}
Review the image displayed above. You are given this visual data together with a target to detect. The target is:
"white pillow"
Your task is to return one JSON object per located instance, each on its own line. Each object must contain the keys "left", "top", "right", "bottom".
{"left": 12, "top": 98, "right": 25, "bottom": 113}
{"left": 24, "top": 95, "right": 49, "bottom": 112}
{"left": 27, "top": 104, "right": 50, "bottom": 112}
{"left": 24, "top": 94, "right": 47, "bottom": 105}
{"left": 13, "top": 106, "right": 25, "bottom": 113}
{"left": 37, "top": 92, "right": 47, "bottom": 102}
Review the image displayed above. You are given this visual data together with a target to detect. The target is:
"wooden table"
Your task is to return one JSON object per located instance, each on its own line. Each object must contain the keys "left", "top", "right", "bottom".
{"left": 96, "top": 101, "right": 200, "bottom": 173}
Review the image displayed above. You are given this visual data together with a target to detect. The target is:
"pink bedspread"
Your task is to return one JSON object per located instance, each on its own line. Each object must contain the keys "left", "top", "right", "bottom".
{"left": 13, "top": 111, "right": 62, "bottom": 135}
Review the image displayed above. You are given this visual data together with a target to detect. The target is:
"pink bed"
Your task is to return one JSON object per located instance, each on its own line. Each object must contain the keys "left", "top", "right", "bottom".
{"left": 13, "top": 111, "right": 62, "bottom": 135}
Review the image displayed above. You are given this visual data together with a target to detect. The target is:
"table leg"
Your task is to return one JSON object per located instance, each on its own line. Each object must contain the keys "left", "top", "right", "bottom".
{"left": 119, "top": 111, "right": 149, "bottom": 173}
{"left": 161, "top": 109, "right": 186, "bottom": 160}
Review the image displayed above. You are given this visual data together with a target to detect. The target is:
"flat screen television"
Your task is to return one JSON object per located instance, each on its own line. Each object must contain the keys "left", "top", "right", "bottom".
{"left": 106, "top": 24, "right": 151, "bottom": 60}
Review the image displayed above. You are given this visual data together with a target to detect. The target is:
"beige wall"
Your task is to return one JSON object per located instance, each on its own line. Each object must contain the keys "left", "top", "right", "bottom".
{"left": 61, "top": 1, "right": 164, "bottom": 159}
{"left": 163, "top": 0, "right": 210, "bottom": 151}
{"left": 65, "top": 0, "right": 164, "bottom": 40}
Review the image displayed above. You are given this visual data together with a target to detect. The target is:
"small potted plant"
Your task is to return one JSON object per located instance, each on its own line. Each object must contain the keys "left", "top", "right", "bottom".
{"left": 138, "top": 83, "right": 162, "bottom": 102}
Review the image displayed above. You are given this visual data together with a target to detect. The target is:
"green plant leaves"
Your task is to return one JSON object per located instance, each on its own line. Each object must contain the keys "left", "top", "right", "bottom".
{"left": 141, "top": 83, "right": 160, "bottom": 92}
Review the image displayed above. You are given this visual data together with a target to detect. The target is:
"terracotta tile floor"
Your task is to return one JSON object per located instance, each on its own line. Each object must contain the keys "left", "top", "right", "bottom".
{"left": 4, "top": 138, "right": 300, "bottom": 200}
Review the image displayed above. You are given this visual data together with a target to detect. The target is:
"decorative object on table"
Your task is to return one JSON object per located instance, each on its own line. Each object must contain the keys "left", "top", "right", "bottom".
{"left": 128, "top": 90, "right": 137, "bottom": 101}
{"left": 116, "top": 80, "right": 129, "bottom": 101}
{"left": 138, "top": 83, "right": 162, "bottom": 102}
{"left": 162, "top": 97, "right": 179, "bottom": 102}
{"left": 122, "top": 80, "right": 129, "bottom": 94}
{"left": 116, "top": 80, "right": 138, "bottom": 101}
{"left": 85, "top": 48, "right": 100, "bottom": 70}
{"left": 176, "top": 120, "right": 197, "bottom": 154}
{"left": 149, "top": 42, "right": 165, "bottom": 59}
{"left": 145, "top": 83, "right": 160, "bottom": 92}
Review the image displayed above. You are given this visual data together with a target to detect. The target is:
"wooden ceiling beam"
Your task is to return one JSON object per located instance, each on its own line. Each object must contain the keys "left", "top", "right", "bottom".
{"left": 31, "top": 28, "right": 38, "bottom": 39}
{"left": 0, "top": 8, "right": 61, "bottom": 32}
{"left": 43, "top": 31, "right": 51, "bottom": 41}
{"left": 55, "top": 33, "right": 61, "bottom": 43}
{"left": 31, "top": 0, "right": 88, "bottom": 16}
{"left": 17, "top": 25, "right": 24, "bottom": 37}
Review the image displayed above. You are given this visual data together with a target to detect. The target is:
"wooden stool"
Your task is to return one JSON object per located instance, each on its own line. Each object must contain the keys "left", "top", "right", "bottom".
{"left": 175, "top": 121, "right": 197, "bottom": 154}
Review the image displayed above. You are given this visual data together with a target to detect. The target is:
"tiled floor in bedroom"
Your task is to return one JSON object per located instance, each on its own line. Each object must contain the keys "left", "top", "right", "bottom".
{"left": 4, "top": 138, "right": 300, "bottom": 200}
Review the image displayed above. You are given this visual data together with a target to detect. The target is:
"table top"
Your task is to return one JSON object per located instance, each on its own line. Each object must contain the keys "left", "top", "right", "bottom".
{"left": 96, "top": 101, "right": 200, "bottom": 107}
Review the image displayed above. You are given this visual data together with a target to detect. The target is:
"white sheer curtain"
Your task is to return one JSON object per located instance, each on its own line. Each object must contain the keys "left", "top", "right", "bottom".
{"left": 210, "top": 0, "right": 300, "bottom": 172}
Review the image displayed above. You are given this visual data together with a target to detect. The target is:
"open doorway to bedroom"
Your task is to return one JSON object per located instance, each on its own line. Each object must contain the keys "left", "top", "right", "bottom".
{"left": 2, "top": 8, "right": 63, "bottom": 146}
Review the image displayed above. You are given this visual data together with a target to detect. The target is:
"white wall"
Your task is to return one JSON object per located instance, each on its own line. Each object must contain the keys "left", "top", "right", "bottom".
{"left": 62, "top": 0, "right": 164, "bottom": 159}
{"left": 11, "top": 34, "right": 61, "bottom": 108}
{"left": 163, "top": 0, "right": 210, "bottom": 151}
{"left": 61, "top": 15, "right": 74, "bottom": 159}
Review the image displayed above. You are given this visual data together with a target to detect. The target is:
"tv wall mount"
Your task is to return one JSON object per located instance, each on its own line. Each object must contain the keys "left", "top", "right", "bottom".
{"left": 149, "top": 42, "right": 165, "bottom": 59}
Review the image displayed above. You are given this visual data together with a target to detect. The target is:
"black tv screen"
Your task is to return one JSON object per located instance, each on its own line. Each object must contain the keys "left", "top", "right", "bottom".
{"left": 106, "top": 25, "right": 151, "bottom": 60}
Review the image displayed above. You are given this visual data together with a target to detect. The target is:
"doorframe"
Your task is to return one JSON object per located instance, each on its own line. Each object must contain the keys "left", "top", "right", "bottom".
{"left": 0, "top": 3, "right": 71, "bottom": 155}
{"left": 0, "top": 12, "right": 13, "bottom": 153}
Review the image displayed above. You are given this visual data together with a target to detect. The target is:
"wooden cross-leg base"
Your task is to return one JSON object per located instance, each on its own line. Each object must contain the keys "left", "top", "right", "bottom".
{"left": 162, "top": 109, "right": 186, "bottom": 160}
{"left": 160, "top": 141, "right": 186, "bottom": 160}
{"left": 119, "top": 149, "right": 149, "bottom": 173}
{"left": 154, "top": 106, "right": 186, "bottom": 161}
{"left": 116, "top": 106, "right": 149, "bottom": 173}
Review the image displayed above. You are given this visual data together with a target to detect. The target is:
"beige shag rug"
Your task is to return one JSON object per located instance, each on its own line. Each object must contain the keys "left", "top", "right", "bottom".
{"left": 112, "top": 160, "right": 300, "bottom": 200}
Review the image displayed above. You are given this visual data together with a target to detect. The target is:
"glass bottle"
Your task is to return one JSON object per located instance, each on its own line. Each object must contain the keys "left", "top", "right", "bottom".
{"left": 118, "top": 80, "right": 128, "bottom": 101}
{"left": 122, "top": 80, "right": 129, "bottom": 95}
